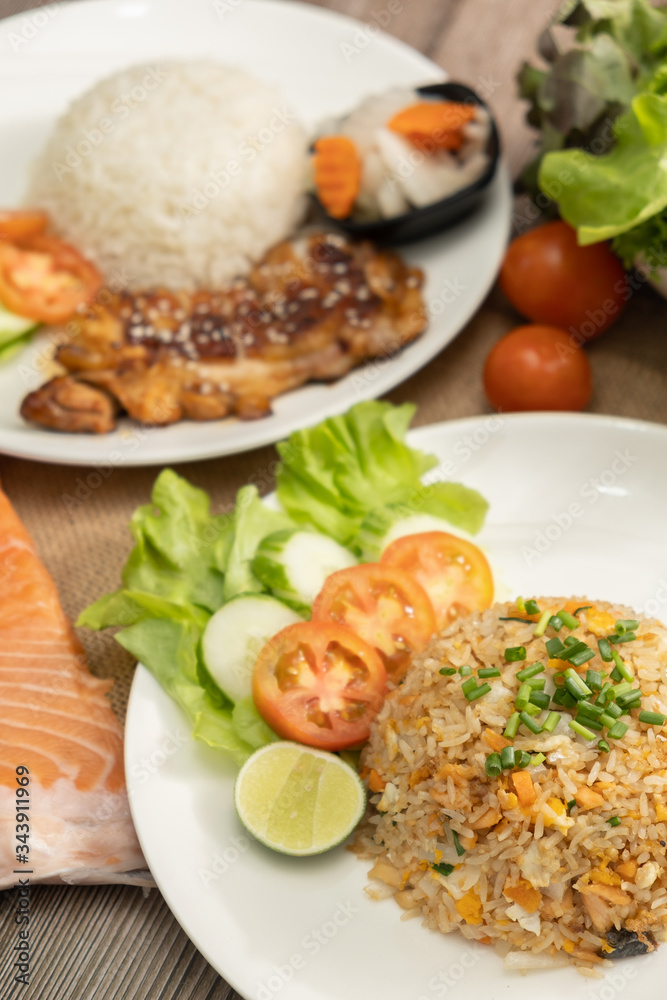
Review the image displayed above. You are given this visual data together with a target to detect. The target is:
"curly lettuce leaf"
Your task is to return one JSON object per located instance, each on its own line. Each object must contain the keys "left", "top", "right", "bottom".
{"left": 232, "top": 697, "right": 280, "bottom": 750}
{"left": 276, "top": 401, "right": 486, "bottom": 548}
{"left": 517, "top": 0, "right": 667, "bottom": 197}
{"left": 78, "top": 591, "right": 254, "bottom": 765}
{"left": 223, "top": 485, "right": 293, "bottom": 600}
{"left": 539, "top": 92, "right": 667, "bottom": 243}
{"left": 121, "top": 469, "right": 230, "bottom": 613}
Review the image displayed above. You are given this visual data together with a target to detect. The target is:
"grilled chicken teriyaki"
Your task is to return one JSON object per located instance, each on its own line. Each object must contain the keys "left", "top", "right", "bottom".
{"left": 20, "top": 232, "right": 426, "bottom": 433}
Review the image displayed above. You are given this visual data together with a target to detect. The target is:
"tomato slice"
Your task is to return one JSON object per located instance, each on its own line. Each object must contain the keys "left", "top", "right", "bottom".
{"left": 252, "top": 621, "right": 387, "bottom": 750}
{"left": 0, "top": 234, "right": 102, "bottom": 323}
{"left": 0, "top": 210, "right": 48, "bottom": 243}
{"left": 381, "top": 531, "right": 493, "bottom": 631}
{"left": 311, "top": 564, "right": 436, "bottom": 680}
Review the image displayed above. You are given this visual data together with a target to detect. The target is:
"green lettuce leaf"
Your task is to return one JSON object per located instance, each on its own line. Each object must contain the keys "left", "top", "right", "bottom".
{"left": 232, "top": 697, "right": 280, "bottom": 750}
{"left": 517, "top": 0, "right": 667, "bottom": 199}
{"left": 276, "top": 401, "right": 487, "bottom": 547}
{"left": 222, "top": 485, "right": 293, "bottom": 600}
{"left": 121, "top": 469, "right": 230, "bottom": 613}
{"left": 539, "top": 91, "right": 667, "bottom": 243}
{"left": 418, "top": 482, "right": 489, "bottom": 535}
{"left": 78, "top": 591, "right": 254, "bottom": 765}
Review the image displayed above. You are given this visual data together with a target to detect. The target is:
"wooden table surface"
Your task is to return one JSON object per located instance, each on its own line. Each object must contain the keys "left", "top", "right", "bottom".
{"left": 1, "top": 1, "right": 667, "bottom": 998}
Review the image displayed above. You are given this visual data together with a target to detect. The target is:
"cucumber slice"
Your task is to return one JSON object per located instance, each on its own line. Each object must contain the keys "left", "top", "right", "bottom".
{"left": 357, "top": 507, "right": 473, "bottom": 560}
{"left": 202, "top": 594, "right": 302, "bottom": 703}
{"left": 252, "top": 529, "right": 356, "bottom": 609}
{"left": 382, "top": 514, "right": 473, "bottom": 549}
{"left": 0, "top": 301, "right": 39, "bottom": 344}
{"left": 0, "top": 332, "right": 33, "bottom": 363}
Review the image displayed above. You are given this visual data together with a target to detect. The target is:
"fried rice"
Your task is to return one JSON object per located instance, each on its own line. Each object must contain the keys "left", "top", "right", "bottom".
{"left": 354, "top": 599, "right": 667, "bottom": 973}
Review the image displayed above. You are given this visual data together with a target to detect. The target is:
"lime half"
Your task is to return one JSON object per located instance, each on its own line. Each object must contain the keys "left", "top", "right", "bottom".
{"left": 234, "top": 741, "right": 366, "bottom": 856}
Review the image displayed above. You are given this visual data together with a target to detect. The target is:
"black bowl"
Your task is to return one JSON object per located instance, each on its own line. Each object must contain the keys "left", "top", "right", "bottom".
{"left": 314, "top": 81, "right": 501, "bottom": 245}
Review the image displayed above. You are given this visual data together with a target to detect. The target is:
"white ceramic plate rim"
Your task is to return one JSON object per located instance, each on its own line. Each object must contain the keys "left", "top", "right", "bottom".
{"left": 0, "top": 0, "right": 511, "bottom": 466}
{"left": 125, "top": 411, "right": 667, "bottom": 1000}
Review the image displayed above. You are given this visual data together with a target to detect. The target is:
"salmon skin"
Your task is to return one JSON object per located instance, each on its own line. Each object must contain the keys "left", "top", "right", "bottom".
{"left": 0, "top": 484, "right": 147, "bottom": 888}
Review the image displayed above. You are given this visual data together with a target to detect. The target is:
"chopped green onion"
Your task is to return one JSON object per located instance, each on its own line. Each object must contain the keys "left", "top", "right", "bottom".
{"left": 432, "top": 862, "right": 455, "bottom": 875}
{"left": 597, "top": 638, "right": 613, "bottom": 661}
{"left": 499, "top": 617, "right": 534, "bottom": 624}
{"left": 567, "top": 799, "right": 576, "bottom": 811}
{"left": 568, "top": 647, "right": 596, "bottom": 668}
{"left": 597, "top": 739, "right": 610, "bottom": 753}
{"left": 569, "top": 720, "right": 597, "bottom": 740}
{"left": 616, "top": 690, "right": 642, "bottom": 710}
{"left": 459, "top": 665, "right": 472, "bottom": 676}
{"left": 596, "top": 682, "right": 614, "bottom": 705}
{"left": 564, "top": 668, "right": 592, "bottom": 699}
{"left": 546, "top": 636, "right": 566, "bottom": 658}
{"left": 529, "top": 691, "right": 551, "bottom": 710}
{"left": 525, "top": 677, "right": 546, "bottom": 690}
{"left": 524, "top": 599, "right": 540, "bottom": 615}
{"left": 552, "top": 688, "right": 577, "bottom": 709}
{"left": 500, "top": 746, "right": 515, "bottom": 769}
{"left": 548, "top": 614, "right": 563, "bottom": 632}
{"left": 516, "top": 662, "right": 545, "bottom": 681}
{"left": 542, "top": 711, "right": 561, "bottom": 733}
{"left": 564, "top": 636, "right": 580, "bottom": 648}
{"left": 503, "top": 712, "right": 520, "bottom": 739}
{"left": 610, "top": 666, "right": 624, "bottom": 683}
{"left": 519, "top": 711, "right": 543, "bottom": 734}
{"left": 607, "top": 816, "right": 621, "bottom": 827}
{"left": 638, "top": 711, "right": 667, "bottom": 727}
{"left": 611, "top": 650, "right": 634, "bottom": 682}
{"left": 467, "top": 683, "right": 491, "bottom": 702}
{"left": 575, "top": 712, "right": 602, "bottom": 731}
{"left": 573, "top": 606, "right": 592, "bottom": 616}
{"left": 515, "top": 683, "right": 532, "bottom": 710}
{"left": 531, "top": 753, "right": 546, "bottom": 767}
{"left": 586, "top": 670, "right": 603, "bottom": 692}
{"left": 505, "top": 646, "right": 527, "bottom": 662}
{"left": 515, "top": 750, "right": 532, "bottom": 768}
{"left": 439, "top": 667, "right": 456, "bottom": 676}
{"left": 605, "top": 702, "right": 622, "bottom": 719}
{"left": 452, "top": 830, "right": 466, "bottom": 856}
{"left": 516, "top": 597, "right": 526, "bottom": 613}
{"left": 607, "top": 721, "right": 629, "bottom": 740}
{"left": 615, "top": 619, "right": 639, "bottom": 634}
{"left": 607, "top": 631, "right": 637, "bottom": 645}
{"left": 478, "top": 667, "right": 501, "bottom": 678}
{"left": 522, "top": 701, "right": 542, "bottom": 717}
{"left": 577, "top": 700, "right": 603, "bottom": 719}
{"left": 461, "top": 677, "right": 478, "bottom": 696}
{"left": 612, "top": 681, "right": 633, "bottom": 700}
{"left": 557, "top": 609, "right": 579, "bottom": 630}
{"left": 600, "top": 712, "right": 619, "bottom": 729}
{"left": 558, "top": 641, "right": 590, "bottom": 662}
{"left": 533, "top": 609, "right": 552, "bottom": 637}
{"left": 485, "top": 752, "right": 502, "bottom": 777}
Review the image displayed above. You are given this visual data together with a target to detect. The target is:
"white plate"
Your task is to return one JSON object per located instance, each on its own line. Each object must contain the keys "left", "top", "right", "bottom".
{"left": 0, "top": 0, "right": 510, "bottom": 467}
{"left": 125, "top": 412, "right": 667, "bottom": 1000}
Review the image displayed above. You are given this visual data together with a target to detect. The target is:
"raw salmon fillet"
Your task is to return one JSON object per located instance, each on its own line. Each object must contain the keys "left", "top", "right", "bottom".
{"left": 0, "top": 484, "right": 147, "bottom": 888}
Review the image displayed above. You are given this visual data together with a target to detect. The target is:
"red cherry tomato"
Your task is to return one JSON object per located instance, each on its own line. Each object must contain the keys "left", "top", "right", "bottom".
{"left": 0, "top": 234, "right": 102, "bottom": 323}
{"left": 483, "top": 325, "right": 592, "bottom": 413}
{"left": 381, "top": 531, "right": 494, "bottom": 631}
{"left": 252, "top": 621, "right": 387, "bottom": 750}
{"left": 312, "top": 563, "right": 436, "bottom": 681}
{"left": 500, "top": 221, "right": 627, "bottom": 338}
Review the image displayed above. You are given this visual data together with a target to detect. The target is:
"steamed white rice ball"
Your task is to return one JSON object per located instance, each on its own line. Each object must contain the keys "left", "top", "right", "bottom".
{"left": 26, "top": 61, "right": 308, "bottom": 290}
